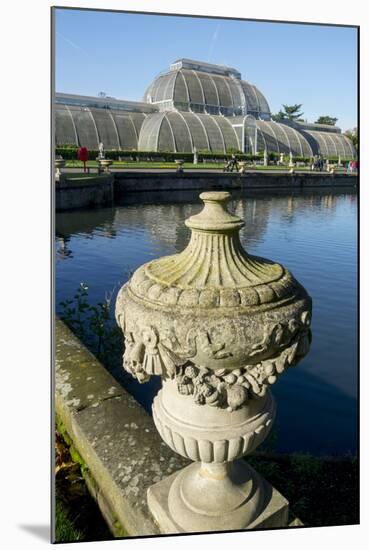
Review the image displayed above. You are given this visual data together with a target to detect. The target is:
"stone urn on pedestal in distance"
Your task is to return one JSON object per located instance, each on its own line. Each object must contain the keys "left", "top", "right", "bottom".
{"left": 115, "top": 191, "right": 312, "bottom": 533}
{"left": 55, "top": 156, "right": 65, "bottom": 182}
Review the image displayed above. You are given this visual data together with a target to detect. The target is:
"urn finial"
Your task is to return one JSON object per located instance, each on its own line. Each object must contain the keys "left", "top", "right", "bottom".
{"left": 185, "top": 191, "right": 244, "bottom": 232}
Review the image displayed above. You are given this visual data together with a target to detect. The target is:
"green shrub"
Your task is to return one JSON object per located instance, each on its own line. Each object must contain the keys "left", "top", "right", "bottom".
{"left": 56, "top": 147, "right": 274, "bottom": 163}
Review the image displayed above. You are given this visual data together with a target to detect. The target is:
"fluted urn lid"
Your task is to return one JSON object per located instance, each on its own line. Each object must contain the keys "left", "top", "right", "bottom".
{"left": 128, "top": 191, "right": 299, "bottom": 310}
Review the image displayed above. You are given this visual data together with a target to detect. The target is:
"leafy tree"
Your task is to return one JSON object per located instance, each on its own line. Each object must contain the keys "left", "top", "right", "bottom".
{"left": 272, "top": 104, "right": 304, "bottom": 121}
{"left": 344, "top": 128, "right": 358, "bottom": 151}
{"left": 315, "top": 116, "right": 338, "bottom": 126}
{"left": 273, "top": 110, "right": 287, "bottom": 121}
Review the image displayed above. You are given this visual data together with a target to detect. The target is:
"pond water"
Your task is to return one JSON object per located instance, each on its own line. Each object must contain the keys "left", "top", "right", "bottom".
{"left": 55, "top": 187, "right": 358, "bottom": 456}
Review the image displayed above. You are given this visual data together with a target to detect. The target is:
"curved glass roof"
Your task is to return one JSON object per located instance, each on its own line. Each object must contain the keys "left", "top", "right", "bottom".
{"left": 143, "top": 64, "right": 271, "bottom": 119}
{"left": 229, "top": 117, "right": 355, "bottom": 158}
{"left": 255, "top": 120, "right": 314, "bottom": 157}
{"left": 56, "top": 92, "right": 158, "bottom": 113}
{"left": 138, "top": 111, "right": 239, "bottom": 153}
{"left": 55, "top": 99, "right": 356, "bottom": 158}
{"left": 302, "top": 130, "right": 356, "bottom": 158}
{"left": 55, "top": 104, "right": 146, "bottom": 150}
{"left": 170, "top": 58, "right": 241, "bottom": 79}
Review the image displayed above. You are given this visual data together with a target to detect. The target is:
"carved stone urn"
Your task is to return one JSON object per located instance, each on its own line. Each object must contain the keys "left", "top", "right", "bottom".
{"left": 115, "top": 191, "right": 312, "bottom": 533}
{"left": 175, "top": 159, "right": 184, "bottom": 173}
{"left": 97, "top": 158, "right": 113, "bottom": 174}
{"left": 55, "top": 157, "right": 65, "bottom": 182}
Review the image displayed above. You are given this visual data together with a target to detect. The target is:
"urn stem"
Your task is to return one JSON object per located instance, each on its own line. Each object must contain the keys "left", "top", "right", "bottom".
{"left": 200, "top": 461, "right": 233, "bottom": 481}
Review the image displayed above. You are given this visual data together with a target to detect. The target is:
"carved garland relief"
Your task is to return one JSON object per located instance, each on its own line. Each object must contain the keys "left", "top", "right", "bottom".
{"left": 118, "top": 308, "right": 311, "bottom": 411}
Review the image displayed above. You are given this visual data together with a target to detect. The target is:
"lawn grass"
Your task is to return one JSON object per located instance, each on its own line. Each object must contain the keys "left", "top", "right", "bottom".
{"left": 54, "top": 429, "right": 113, "bottom": 543}
{"left": 55, "top": 497, "right": 84, "bottom": 542}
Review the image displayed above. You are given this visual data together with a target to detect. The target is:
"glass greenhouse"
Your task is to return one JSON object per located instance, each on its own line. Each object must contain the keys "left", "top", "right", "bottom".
{"left": 55, "top": 102, "right": 147, "bottom": 150}
{"left": 55, "top": 58, "right": 356, "bottom": 158}
{"left": 143, "top": 58, "right": 271, "bottom": 119}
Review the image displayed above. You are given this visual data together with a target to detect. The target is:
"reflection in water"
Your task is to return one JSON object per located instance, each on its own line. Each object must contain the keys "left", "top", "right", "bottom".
{"left": 56, "top": 207, "right": 116, "bottom": 238}
{"left": 56, "top": 236, "right": 73, "bottom": 260}
{"left": 55, "top": 188, "right": 357, "bottom": 456}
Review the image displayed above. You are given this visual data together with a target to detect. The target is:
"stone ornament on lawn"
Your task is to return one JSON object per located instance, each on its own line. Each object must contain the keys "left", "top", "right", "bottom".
{"left": 98, "top": 141, "right": 105, "bottom": 159}
{"left": 97, "top": 158, "right": 113, "bottom": 174}
{"left": 55, "top": 156, "right": 65, "bottom": 182}
{"left": 175, "top": 159, "right": 184, "bottom": 173}
{"left": 115, "top": 191, "right": 312, "bottom": 533}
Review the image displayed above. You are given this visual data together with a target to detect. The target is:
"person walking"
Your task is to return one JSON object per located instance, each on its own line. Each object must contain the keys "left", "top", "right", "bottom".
{"left": 77, "top": 146, "right": 89, "bottom": 173}
{"left": 224, "top": 154, "right": 239, "bottom": 173}
{"left": 231, "top": 154, "right": 239, "bottom": 172}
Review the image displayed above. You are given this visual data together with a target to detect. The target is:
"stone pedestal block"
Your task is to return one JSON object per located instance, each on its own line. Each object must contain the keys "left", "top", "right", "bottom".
{"left": 148, "top": 463, "right": 289, "bottom": 533}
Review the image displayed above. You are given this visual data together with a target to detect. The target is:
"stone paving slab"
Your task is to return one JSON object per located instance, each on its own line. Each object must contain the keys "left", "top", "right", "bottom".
{"left": 55, "top": 320, "right": 189, "bottom": 537}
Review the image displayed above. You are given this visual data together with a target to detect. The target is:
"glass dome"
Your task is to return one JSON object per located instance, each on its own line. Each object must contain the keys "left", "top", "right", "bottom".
{"left": 143, "top": 59, "right": 271, "bottom": 120}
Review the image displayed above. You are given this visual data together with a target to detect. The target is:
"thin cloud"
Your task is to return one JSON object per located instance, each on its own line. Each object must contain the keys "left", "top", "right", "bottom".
{"left": 56, "top": 31, "right": 90, "bottom": 57}
{"left": 208, "top": 23, "right": 221, "bottom": 63}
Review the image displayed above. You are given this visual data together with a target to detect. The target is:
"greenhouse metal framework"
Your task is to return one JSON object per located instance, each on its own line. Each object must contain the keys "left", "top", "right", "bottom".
{"left": 55, "top": 58, "right": 356, "bottom": 158}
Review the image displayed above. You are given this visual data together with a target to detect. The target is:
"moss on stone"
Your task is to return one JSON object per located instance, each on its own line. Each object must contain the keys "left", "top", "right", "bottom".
{"left": 69, "top": 444, "right": 89, "bottom": 475}
{"left": 55, "top": 414, "right": 72, "bottom": 447}
{"left": 112, "top": 520, "right": 129, "bottom": 538}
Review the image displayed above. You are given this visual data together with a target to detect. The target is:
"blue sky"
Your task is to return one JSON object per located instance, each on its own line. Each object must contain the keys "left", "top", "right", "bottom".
{"left": 55, "top": 8, "right": 358, "bottom": 131}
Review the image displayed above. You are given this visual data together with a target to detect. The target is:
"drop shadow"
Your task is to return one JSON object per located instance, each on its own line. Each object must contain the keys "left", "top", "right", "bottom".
{"left": 18, "top": 524, "right": 50, "bottom": 543}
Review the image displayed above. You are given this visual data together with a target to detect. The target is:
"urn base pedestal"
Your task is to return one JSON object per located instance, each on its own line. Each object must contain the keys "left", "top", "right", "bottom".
{"left": 147, "top": 460, "right": 289, "bottom": 533}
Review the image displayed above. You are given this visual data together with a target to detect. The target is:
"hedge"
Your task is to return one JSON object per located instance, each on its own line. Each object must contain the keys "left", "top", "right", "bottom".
{"left": 55, "top": 146, "right": 353, "bottom": 163}
{"left": 56, "top": 147, "right": 277, "bottom": 163}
